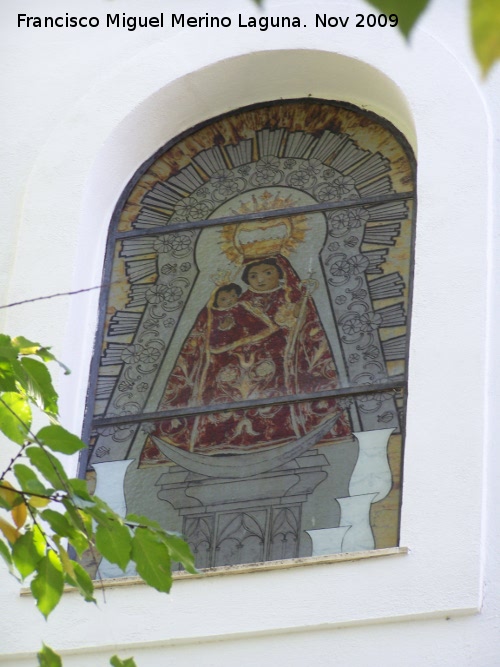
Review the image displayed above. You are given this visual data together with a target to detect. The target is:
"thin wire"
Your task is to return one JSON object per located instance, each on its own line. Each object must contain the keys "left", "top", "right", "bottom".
{"left": 0, "top": 284, "right": 108, "bottom": 310}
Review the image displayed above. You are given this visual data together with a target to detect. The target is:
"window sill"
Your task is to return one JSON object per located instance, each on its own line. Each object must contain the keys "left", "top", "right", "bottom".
{"left": 19, "top": 546, "right": 409, "bottom": 596}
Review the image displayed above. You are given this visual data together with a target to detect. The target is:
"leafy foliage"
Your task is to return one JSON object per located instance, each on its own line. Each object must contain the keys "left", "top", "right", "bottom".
{"left": 0, "top": 335, "right": 197, "bottom": 666}
{"left": 364, "top": 0, "right": 500, "bottom": 74}
{"left": 110, "top": 657, "right": 137, "bottom": 667}
{"left": 365, "top": 0, "right": 431, "bottom": 37}
{"left": 37, "top": 644, "right": 62, "bottom": 667}
{"left": 263, "top": 0, "right": 500, "bottom": 75}
{"left": 471, "top": 0, "right": 500, "bottom": 76}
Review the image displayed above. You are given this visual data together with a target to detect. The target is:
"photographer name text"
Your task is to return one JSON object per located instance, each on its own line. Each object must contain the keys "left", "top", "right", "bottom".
{"left": 17, "top": 12, "right": 399, "bottom": 31}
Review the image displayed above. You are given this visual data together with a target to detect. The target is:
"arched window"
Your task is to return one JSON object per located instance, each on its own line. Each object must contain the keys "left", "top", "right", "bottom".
{"left": 82, "top": 99, "right": 415, "bottom": 572}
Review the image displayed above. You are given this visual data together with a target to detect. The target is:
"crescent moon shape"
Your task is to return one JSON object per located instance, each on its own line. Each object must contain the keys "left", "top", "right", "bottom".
{"left": 150, "top": 413, "right": 341, "bottom": 479}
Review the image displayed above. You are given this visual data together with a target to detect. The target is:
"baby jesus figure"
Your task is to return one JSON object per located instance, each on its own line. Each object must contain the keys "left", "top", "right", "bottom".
{"left": 213, "top": 283, "right": 242, "bottom": 331}
{"left": 208, "top": 283, "right": 277, "bottom": 354}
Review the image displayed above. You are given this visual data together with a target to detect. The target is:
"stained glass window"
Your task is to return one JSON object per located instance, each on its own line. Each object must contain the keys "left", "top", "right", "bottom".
{"left": 81, "top": 100, "right": 415, "bottom": 573}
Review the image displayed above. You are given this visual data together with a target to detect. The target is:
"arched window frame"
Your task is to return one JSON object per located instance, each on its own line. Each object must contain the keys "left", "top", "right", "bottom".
{"left": 80, "top": 98, "right": 415, "bottom": 570}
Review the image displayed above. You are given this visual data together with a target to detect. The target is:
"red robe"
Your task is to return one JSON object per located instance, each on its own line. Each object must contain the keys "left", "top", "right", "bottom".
{"left": 140, "top": 256, "right": 350, "bottom": 464}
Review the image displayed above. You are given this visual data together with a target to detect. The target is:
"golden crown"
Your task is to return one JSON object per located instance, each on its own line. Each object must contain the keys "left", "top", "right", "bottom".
{"left": 235, "top": 218, "right": 293, "bottom": 259}
{"left": 219, "top": 192, "right": 308, "bottom": 263}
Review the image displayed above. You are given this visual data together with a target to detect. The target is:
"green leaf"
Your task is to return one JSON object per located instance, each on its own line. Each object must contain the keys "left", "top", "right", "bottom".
{"left": 131, "top": 527, "right": 172, "bottom": 592}
{"left": 126, "top": 513, "right": 196, "bottom": 572}
{"left": 41, "top": 508, "right": 74, "bottom": 536}
{"left": 0, "top": 495, "right": 11, "bottom": 511}
{"left": 21, "top": 358, "right": 59, "bottom": 415}
{"left": 67, "top": 528, "right": 90, "bottom": 557}
{"left": 0, "top": 335, "right": 19, "bottom": 359}
{"left": 95, "top": 520, "right": 132, "bottom": 571}
{"left": 37, "top": 424, "right": 85, "bottom": 455}
{"left": 0, "top": 392, "right": 32, "bottom": 444}
{"left": 92, "top": 495, "right": 118, "bottom": 513}
{"left": 26, "top": 446, "right": 69, "bottom": 490}
{"left": 0, "top": 536, "right": 16, "bottom": 576}
{"left": 12, "top": 336, "right": 43, "bottom": 356}
{"left": 62, "top": 498, "right": 93, "bottom": 539}
{"left": 0, "top": 358, "right": 18, "bottom": 392}
{"left": 12, "top": 526, "right": 46, "bottom": 578}
{"left": 161, "top": 533, "right": 197, "bottom": 574}
{"left": 0, "top": 515, "right": 21, "bottom": 544}
{"left": 37, "top": 643, "right": 62, "bottom": 667}
{"left": 0, "top": 496, "right": 11, "bottom": 511}
{"left": 110, "top": 656, "right": 137, "bottom": 667}
{"left": 364, "top": 0, "right": 430, "bottom": 37}
{"left": 13, "top": 463, "right": 49, "bottom": 495}
{"left": 54, "top": 537, "right": 93, "bottom": 605}
{"left": 4, "top": 357, "right": 30, "bottom": 392}
{"left": 10, "top": 337, "right": 70, "bottom": 375}
{"left": 33, "top": 347, "right": 57, "bottom": 363}
{"left": 83, "top": 495, "right": 119, "bottom": 521}
{"left": 471, "top": 0, "right": 500, "bottom": 76}
{"left": 42, "top": 508, "right": 89, "bottom": 556}
{"left": 36, "top": 348, "right": 71, "bottom": 376}
{"left": 125, "top": 513, "right": 165, "bottom": 532}
{"left": 68, "top": 477, "right": 92, "bottom": 500}
{"left": 70, "top": 561, "right": 96, "bottom": 602}
{"left": 11, "top": 500, "right": 28, "bottom": 529}
{"left": 31, "top": 550, "right": 64, "bottom": 618}
{"left": 0, "top": 481, "right": 23, "bottom": 510}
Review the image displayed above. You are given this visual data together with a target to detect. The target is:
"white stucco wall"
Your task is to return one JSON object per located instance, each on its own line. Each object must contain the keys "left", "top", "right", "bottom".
{"left": 1, "top": 0, "right": 499, "bottom": 664}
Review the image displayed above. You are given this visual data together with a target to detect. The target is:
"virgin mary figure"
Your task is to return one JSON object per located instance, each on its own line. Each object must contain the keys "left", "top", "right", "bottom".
{"left": 140, "top": 220, "right": 351, "bottom": 465}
